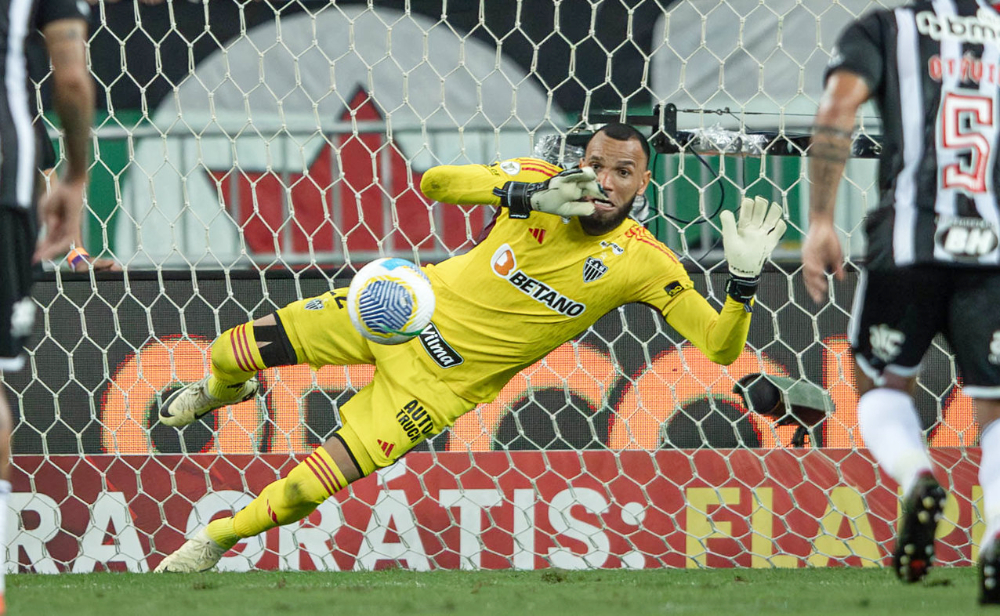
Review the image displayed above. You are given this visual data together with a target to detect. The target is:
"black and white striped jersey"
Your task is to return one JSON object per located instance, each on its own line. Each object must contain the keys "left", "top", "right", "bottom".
{"left": 0, "top": 0, "right": 85, "bottom": 210}
{"left": 828, "top": 0, "right": 1000, "bottom": 269}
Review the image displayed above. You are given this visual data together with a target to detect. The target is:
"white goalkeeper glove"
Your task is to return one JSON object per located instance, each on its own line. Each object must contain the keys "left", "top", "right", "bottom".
{"left": 492, "top": 167, "right": 605, "bottom": 219}
{"left": 720, "top": 196, "right": 787, "bottom": 310}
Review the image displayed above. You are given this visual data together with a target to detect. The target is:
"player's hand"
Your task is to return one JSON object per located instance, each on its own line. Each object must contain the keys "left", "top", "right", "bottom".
{"left": 530, "top": 167, "right": 604, "bottom": 217}
{"left": 70, "top": 251, "right": 122, "bottom": 273}
{"left": 34, "top": 178, "right": 86, "bottom": 263}
{"left": 720, "top": 197, "right": 786, "bottom": 310}
{"left": 720, "top": 196, "right": 787, "bottom": 278}
{"left": 492, "top": 167, "right": 604, "bottom": 219}
{"left": 802, "top": 219, "right": 845, "bottom": 304}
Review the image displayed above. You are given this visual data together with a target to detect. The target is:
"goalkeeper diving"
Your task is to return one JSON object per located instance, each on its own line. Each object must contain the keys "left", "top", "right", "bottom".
{"left": 154, "top": 122, "right": 786, "bottom": 573}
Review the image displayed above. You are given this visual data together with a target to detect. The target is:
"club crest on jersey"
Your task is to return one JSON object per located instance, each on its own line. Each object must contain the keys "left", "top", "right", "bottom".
{"left": 490, "top": 243, "right": 586, "bottom": 316}
{"left": 934, "top": 217, "right": 999, "bottom": 260}
{"left": 583, "top": 257, "right": 608, "bottom": 283}
{"left": 869, "top": 324, "right": 905, "bottom": 364}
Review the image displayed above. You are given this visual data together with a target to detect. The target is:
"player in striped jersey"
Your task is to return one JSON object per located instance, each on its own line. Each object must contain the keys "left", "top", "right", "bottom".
{"left": 0, "top": 0, "right": 93, "bottom": 611}
{"left": 155, "top": 123, "right": 786, "bottom": 574}
{"left": 804, "top": 0, "right": 1000, "bottom": 602}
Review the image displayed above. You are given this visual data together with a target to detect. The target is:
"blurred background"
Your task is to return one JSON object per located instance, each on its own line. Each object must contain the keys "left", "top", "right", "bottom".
{"left": 44, "top": 0, "right": 901, "bottom": 270}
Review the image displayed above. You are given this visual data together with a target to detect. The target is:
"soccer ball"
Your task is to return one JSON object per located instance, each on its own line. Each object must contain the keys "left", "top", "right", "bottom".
{"left": 347, "top": 258, "right": 435, "bottom": 345}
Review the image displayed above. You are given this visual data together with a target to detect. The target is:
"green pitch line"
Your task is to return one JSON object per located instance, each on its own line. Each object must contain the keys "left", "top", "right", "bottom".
{"left": 7, "top": 567, "right": 987, "bottom": 616}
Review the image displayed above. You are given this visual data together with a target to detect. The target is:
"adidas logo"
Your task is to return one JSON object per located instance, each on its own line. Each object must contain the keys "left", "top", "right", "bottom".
{"left": 377, "top": 439, "right": 395, "bottom": 457}
{"left": 528, "top": 227, "right": 545, "bottom": 243}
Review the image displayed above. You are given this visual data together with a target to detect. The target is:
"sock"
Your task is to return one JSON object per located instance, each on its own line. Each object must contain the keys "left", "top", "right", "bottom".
{"left": 205, "top": 516, "right": 240, "bottom": 551}
{"left": 207, "top": 323, "right": 264, "bottom": 398}
{"left": 0, "top": 480, "right": 10, "bottom": 605}
{"left": 223, "top": 448, "right": 347, "bottom": 541}
{"left": 857, "top": 388, "right": 934, "bottom": 497}
{"left": 980, "top": 420, "right": 1000, "bottom": 542}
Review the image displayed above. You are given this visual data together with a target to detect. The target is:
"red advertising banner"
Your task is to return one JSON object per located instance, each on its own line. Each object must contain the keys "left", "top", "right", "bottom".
{"left": 8, "top": 449, "right": 984, "bottom": 573}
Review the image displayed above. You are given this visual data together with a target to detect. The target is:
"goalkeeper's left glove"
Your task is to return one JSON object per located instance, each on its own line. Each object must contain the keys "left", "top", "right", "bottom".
{"left": 492, "top": 167, "right": 605, "bottom": 219}
{"left": 720, "top": 196, "right": 787, "bottom": 312}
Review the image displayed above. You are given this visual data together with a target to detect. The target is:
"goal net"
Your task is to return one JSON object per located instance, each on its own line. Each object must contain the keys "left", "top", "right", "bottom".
{"left": 4, "top": 0, "right": 983, "bottom": 573}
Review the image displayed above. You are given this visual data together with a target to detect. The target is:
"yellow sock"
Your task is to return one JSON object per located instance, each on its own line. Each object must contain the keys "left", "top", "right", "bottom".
{"left": 208, "top": 323, "right": 264, "bottom": 398}
{"left": 231, "top": 448, "right": 348, "bottom": 539}
{"left": 206, "top": 517, "right": 240, "bottom": 550}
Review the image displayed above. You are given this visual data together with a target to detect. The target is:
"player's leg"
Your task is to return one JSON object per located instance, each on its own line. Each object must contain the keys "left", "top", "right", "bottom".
{"left": 199, "top": 430, "right": 368, "bottom": 558}
{"left": 154, "top": 430, "right": 364, "bottom": 573}
{"left": 850, "top": 267, "right": 948, "bottom": 582}
{"left": 160, "top": 287, "right": 370, "bottom": 426}
{"left": 0, "top": 393, "right": 10, "bottom": 479}
{"left": 0, "top": 392, "right": 11, "bottom": 615}
{"left": 942, "top": 269, "right": 1000, "bottom": 604}
{"left": 156, "top": 361, "right": 474, "bottom": 572}
{"left": 0, "top": 206, "right": 38, "bottom": 614}
{"left": 205, "top": 387, "right": 470, "bottom": 553}
{"left": 977, "top": 398, "right": 1000, "bottom": 604}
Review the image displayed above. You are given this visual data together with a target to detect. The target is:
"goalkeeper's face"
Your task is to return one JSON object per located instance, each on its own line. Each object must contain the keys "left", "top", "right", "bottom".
{"left": 579, "top": 133, "right": 652, "bottom": 235}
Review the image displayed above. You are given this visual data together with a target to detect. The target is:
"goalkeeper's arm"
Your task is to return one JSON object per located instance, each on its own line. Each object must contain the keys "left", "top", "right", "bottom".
{"left": 420, "top": 160, "right": 603, "bottom": 218}
{"left": 663, "top": 196, "right": 786, "bottom": 365}
{"left": 420, "top": 163, "right": 518, "bottom": 206}
{"left": 665, "top": 292, "right": 753, "bottom": 365}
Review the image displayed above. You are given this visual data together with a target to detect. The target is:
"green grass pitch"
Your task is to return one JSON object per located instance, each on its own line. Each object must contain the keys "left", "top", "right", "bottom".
{"left": 7, "top": 567, "right": 995, "bottom": 616}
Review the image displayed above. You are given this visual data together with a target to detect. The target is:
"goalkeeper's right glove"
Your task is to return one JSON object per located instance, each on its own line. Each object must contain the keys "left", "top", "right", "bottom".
{"left": 492, "top": 167, "right": 605, "bottom": 219}
{"left": 720, "top": 196, "right": 787, "bottom": 311}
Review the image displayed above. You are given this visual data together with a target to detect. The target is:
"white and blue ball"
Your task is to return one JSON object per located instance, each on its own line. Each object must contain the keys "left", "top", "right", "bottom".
{"left": 347, "top": 258, "right": 435, "bottom": 345}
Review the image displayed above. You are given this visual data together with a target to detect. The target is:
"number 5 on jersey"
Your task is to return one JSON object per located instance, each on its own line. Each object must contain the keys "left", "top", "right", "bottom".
{"left": 939, "top": 90, "right": 996, "bottom": 194}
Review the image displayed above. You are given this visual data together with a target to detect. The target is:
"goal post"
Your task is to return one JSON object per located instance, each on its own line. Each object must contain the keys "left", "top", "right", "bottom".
{"left": 7, "top": 0, "right": 982, "bottom": 573}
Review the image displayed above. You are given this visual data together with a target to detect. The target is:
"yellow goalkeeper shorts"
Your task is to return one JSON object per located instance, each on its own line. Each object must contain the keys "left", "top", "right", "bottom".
{"left": 276, "top": 289, "right": 475, "bottom": 470}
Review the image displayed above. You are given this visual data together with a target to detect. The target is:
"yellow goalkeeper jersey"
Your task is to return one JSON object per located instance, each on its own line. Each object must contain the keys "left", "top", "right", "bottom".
{"left": 414, "top": 157, "right": 751, "bottom": 403}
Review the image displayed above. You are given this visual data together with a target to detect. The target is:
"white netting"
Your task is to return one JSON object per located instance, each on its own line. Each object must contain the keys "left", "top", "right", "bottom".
{"left": 5, "top": 0, "right": 984, "bottom": 573}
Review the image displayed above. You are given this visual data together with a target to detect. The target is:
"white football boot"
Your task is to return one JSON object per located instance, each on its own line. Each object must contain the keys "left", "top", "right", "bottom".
{"left": 154, "top": 528, "right": 228, "bottom": 573}
{"left": 159, "top": 376, "right": 259, "bottom": 427}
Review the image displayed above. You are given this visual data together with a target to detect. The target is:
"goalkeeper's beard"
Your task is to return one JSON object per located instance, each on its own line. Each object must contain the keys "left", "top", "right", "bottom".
{"left": 579, "top": 194, "right": 635, "bottom": 235}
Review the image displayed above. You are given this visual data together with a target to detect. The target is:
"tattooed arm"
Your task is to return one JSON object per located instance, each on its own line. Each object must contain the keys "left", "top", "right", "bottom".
{"left": 34, "top": 16, "right": 93, "bottom": 262}
{"left": 802, "top": 70, "right": 871, "bottom": 303}
{"left": 44, "top": 18, "right": 92, "bottom": 183}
